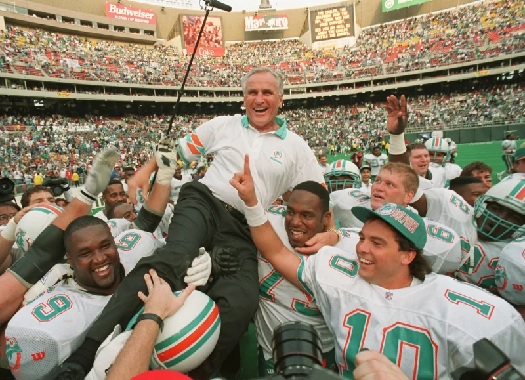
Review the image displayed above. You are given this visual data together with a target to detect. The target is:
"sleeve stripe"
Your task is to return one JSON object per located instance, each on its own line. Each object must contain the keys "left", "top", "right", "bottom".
{"left": 297, "top": 257, "right": 314, "bottom": 298}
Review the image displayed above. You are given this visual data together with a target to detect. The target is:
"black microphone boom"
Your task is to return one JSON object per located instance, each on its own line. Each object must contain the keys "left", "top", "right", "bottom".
{"left": 205, "top": 0, "right": 232, "bottom": 12}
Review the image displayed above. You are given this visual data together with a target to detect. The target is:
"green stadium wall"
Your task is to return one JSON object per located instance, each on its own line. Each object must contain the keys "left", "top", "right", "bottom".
{"left": 404, "top": 124, "right": 525, "bottom": 144}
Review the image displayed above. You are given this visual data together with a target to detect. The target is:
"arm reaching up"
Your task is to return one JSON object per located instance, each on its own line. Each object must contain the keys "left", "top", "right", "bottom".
{"left": 385, "top": 95, "right": 409, "bottom": 164}
{"left": 230, "top": 154, "right": 303, "bottom": 291}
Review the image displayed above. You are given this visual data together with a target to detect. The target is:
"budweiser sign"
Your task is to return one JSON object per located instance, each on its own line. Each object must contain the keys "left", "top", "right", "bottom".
{"left": 105, "top": 2, "right": 156, "bottom": 25}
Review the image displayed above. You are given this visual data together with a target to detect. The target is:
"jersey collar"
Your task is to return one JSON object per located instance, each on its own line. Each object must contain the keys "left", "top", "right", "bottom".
{"left": 241, "top": 115, "right": 288, "bottom": 140}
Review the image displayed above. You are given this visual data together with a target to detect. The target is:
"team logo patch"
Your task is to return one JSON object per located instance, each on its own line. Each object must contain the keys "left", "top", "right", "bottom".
{"left": 6, "top": 337, "right": 23, "bottom": 371}
{"left": 270, "top": 151, "right": 283, "bottom": 164}
{"left": 377, "top": 203, "right": 396, "bottom": 216}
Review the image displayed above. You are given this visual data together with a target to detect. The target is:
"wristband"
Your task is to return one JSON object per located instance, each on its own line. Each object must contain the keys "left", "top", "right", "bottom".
{"left": 243, "top": 202, "right": 268, "bottom": 227}
{"left": 326, "top": 228, "right": 343, "bottom": 244}
{"left": 388, "top": 133, "right": 406, "bottom": 155}
{"left": 136, "top": 313, "right": 164, "bottom": 332}
{"left": 1, "top": 218, "right": 17, "bottom": 241}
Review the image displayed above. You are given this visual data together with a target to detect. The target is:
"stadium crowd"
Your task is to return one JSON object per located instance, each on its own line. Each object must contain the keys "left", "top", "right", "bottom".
{"left": 1, "top": 81, "right": 524, "bottom": 190}
{"left": 0, "top": 0, "right": 523, "bottom": 86}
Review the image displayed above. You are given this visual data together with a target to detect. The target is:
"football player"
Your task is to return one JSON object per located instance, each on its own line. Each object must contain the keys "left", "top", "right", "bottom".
{"left": 256, "top": 181, "right": 337, "bottom": 376}
{"left": 331, "top": 162, "right": 466, "bottom": 274}
{"left": 453, "top": 179, "right": 525, "bottom": 295}
{"left": 424, "top": 136, "right": 462, "bottom": 184}
{"left": 323, "top": 160, "right": 361, "bottom": 193}
{"left": 495, "top": 240, "right": 525, "bottom": 317}
{"left": 363, "top": 146, "right": 387, "bottom": 181}
{"left": 231, "top": 163, "right": 525, "bottom": 378}
{"left": 5, "top": 217, "right": 209, "bottom": 379}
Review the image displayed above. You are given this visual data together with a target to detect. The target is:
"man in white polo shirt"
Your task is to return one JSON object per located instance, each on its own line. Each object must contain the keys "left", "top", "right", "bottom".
{"left": 55, "top": 67, "right": 325, "bottom": 380}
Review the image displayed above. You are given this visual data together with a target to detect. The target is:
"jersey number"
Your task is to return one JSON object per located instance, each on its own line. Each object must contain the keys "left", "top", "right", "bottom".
{"left": 340, "top": 290, "right": 494, "bottom": 379}
{"left": 458, "top": 244, "right": 499, "bottom": 289}
{"left": 259, "top": 262, "right": 320, "bottom": 317}
{"left": 32, "top": 294, "right": 73, "bottom": 322}
{"left": 116, "top": 232, "right": 142, "bottom": 251}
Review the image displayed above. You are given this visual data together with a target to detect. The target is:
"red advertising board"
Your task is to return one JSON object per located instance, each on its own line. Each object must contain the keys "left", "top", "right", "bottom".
{"left": 105, "top": 2, "right": 156, "bottom": 25}
{"left": 181, "top": 15, "right": 225, "bottom": 57}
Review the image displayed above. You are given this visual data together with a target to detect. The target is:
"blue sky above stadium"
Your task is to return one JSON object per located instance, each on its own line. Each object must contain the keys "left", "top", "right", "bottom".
{"left": 134, "top": 0, "right": 339, "bottom": 11}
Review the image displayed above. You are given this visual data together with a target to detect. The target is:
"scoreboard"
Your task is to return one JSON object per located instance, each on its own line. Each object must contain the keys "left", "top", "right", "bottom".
{"left": 310, "top": 5, "right": 354, "bottom": 43}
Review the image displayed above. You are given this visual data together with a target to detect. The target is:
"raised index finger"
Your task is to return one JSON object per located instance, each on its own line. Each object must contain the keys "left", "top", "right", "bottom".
{"left": 244, "top": 154, "right": 251, "bottom": 177}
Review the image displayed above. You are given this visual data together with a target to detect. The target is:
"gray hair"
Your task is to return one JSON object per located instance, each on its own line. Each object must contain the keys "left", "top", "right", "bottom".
{"left": 240, "top": 67, "right": 284, "bottom": 96}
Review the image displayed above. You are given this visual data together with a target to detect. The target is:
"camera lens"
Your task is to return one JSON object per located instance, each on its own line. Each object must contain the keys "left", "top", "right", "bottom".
{"left": 51, "top": 185, "right": 64, "bottom": 197}
{"left": 0, "top": 177, "right": 14, "bottom": 193}
{"left": 272, "top": 321, "right": 323, "bottom": 378}
{"left": 0, "top": 177, "right": 15, "bottom": 203}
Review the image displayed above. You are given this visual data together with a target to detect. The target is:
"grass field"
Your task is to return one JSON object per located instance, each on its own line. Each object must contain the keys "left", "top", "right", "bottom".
{"left": 328, "top": 140, "right": 523, "bottom": 185}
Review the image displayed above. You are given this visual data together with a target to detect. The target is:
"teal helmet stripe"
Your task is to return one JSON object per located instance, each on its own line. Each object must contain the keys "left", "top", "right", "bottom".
{"left": 155, "top": 297, "right": 215, "bottom": 352}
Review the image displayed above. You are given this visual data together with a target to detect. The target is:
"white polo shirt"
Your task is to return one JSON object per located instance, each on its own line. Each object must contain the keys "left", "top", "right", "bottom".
{"left": 178, "top": 115, "right": 324, "bottom": 211}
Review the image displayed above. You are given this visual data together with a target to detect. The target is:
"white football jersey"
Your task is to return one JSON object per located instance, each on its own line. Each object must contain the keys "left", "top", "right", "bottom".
{"left": 420, "top": 188, "right": 478, "bottom": 253}
{"left": 455, "top": 241, "right": 506, "bottom": 291}
{"left": 495, "top": 240, "right": 525, "bottom": 306}
{"left": 255, "top": 206, "right": 334, "bottom": 360}
{"left": 298, "top": 246, "right": 525, "bottom": 379}
{"left": 501, "top": 172, "right": 525, "bottom": 182}
{"left": 114, "top": 229, "right": 165, "bottom": 275}
{"left": 363, "top": 153, "right": 387, "bottom": 176}
{"left": 428, "top": 163, "right": 447, "bottom": 188}
{"left": 330, "top": 188, "right": 371, "bottom": 228}
{"left": 5, "top": 281, "right": 111, "bottom": 380}
{"left": 422, "top": 218, "right": 466, "bottom": 274}
{"left": 444, "top": 163, "right": 462, "bottom": 181}
{"left": 107, "top": 219, "right": 132, "bottom": 238}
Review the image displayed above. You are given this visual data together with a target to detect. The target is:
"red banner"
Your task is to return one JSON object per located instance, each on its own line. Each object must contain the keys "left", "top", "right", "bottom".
{"left": 105, "top": 2, "right": 156, "bottom": 25}
{"left": 182, "top": 15, "right": 225, "bottom": 57}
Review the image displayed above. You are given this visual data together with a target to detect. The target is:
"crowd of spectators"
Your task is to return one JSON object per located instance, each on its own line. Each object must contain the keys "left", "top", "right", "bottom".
{"left": 0, "top": 0, "right": 524, "bottom": 188}
{"left": 1, "top": 82, "right": 524, "bottom": 187}
{"left": 0, "top": 0, "right": 523, "bottom": 87}
{"left": 0, "top": 114, "right": 197, "bottom": 191}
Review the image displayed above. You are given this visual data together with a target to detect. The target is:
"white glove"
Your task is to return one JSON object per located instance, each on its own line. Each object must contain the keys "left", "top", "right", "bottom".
{"left": 155, "top": 135, "right": 179, "bottom": 185}
{"left": 23, "top": 263, "right": 74, "bottom": 305}
{"left": 78, "top": 147, "right": 120, "bottom": 205}
{"left": 184, "top": 247, "right": 211, "bottom": 286}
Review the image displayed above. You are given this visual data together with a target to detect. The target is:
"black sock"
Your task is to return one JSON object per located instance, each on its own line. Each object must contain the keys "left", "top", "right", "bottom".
{"left": 64, "top": 337, "right": 101, "bottom": 374}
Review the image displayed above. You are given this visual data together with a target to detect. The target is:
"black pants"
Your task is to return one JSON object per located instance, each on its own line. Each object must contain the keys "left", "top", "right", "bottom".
{"left": 84, "top": 181, "right": 259, "bottom": 378}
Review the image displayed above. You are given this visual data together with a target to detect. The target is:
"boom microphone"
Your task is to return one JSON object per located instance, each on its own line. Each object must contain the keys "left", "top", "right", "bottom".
{"left": 205, "top": 0, "right": 232, "bottom": 12}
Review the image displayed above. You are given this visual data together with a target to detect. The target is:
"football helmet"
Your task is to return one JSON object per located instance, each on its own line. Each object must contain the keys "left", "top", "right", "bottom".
{"left": 127, "top": 290, "right": 220, "bottom": 373}
{"left": 474, "top": 178, "right": 525, "bottom": 241}
{"left": 324, "top": 160, "right": 361, "bottom": 193}
{"left": 15, "top": 204, "right": 62, "bottom": 254}
{"left": 424, "top": 137, "right": 452, "bottom": 165}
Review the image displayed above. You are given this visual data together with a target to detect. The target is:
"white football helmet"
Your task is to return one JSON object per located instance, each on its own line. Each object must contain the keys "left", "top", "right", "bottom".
{"left": 474, "top": 178, "right": 525, "bottom": 241}
{"left": 324, "top": 160, "right": 361, "bottom": 193}
{"left": 15, "top": 204, "right": 62, "bottom": 254}
{"left": 127, "top": 290, "right": 220, "bottom": 373}
{"left": 424, "top": 137, "right": 452, "bottom": 165}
